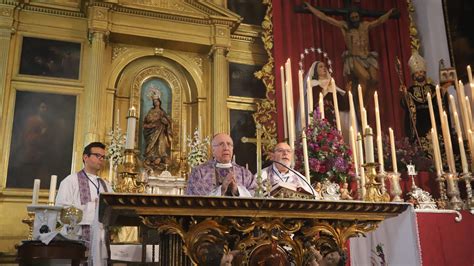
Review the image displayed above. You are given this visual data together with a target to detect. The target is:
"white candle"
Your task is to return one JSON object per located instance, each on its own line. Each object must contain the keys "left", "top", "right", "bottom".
{"left": 435, "top": 85, "right": 444, "bottom": 120}
{"left": 319, "top": 92, "right": 324, "bottom": 119}
{"left": 298, "top": 70, "right": 306, "bottom": 129}
{"left": 357, "top": 133, "right": 366, "bottom": 195}
{"left": 357, "top": 84, "right": 364, "bottom": 122}
{"left": 302, "top": 131, "right": 310, "bottom": 182}
{"left": 364, "top": 127, "right": 374, "bottom": 163}
{"left": 426, "top": 92, "right": 443, "bottom": 172}
{"left": 431, "top": 129, "right": 441, "bottom": 175}
{"left": 331, "top": 78, "right": 341, "bottom": 132}
{"left": 32, "top": 179, "right": 40, "bottom": 205}
{"left": 465, "top": 96, "right": 473, "bottom": 131}
{"left": 361, "top": 108, "right": 368, "bottom": 133}
{"left": 457, "top": 80, "right": 470, "bottom": 137}
{"left": 389, "top": 128, "right": 398, "bottom": 173}
{"left": 374, "top": 92, "right": 382, "bottom": 141}
{"left": 281, "top": 66, "right": 288, "bottom": 139}
{"left": 125, "top": 106, "right": 137, "bottom": 150}
{"left": 375, "top": 104, "right": 384, "bottom": 171}
{"left": 442, "top": 111, "right": 455, "bottom": 172}
{"left": 288, "top": 105, "right": 295, "bottom": 151}
{"left": 48, "top": 175, "right": 57, "bottom": 204}
{"left": 257, "top": 125, "right": 262, "bottom": 177}
{"left": 348, "top": 91, "right": 357, "bottom": 140}
{"left": 349, "top": 127, "right": 359, "bottom": 176}
{"left": 459, "top": 137, "right": 469, "bottom": 174}
{"left": 307, "top": 76, "right": 313, "bottom": 124}
{"left": 468, "top": 65, "right": 473, "bottom": 109}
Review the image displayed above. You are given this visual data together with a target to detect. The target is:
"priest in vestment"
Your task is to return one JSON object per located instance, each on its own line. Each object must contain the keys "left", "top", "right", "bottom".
{"left": 186, "top": 133, "right": 256, "bottom": 197}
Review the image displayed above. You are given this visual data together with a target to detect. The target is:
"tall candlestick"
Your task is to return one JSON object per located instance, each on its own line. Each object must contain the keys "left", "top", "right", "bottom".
{"left": 319, "top": 92, "right": 324, "bottom": 119}
{"left": 331, "top": 78, "right": 341, "bottom": 132}
{"left": 302, "top": 131, "right": 310, "bottom": 182}
{"left": 364, "top": 127, "right": 374, "bottom": 163}
{"left": 389, "top": 128, "right": 398, "bottom": 173}
{"left": 442, "top": 111, "right": 455, "bottom": 172}
{"left": 459, "top": 137, "right": 469, "bottom": 174}
{"left": 48, "top": 175, "right": 57, "bottom": 204}
{"left": 288, "top": 105, "right": 295, "bottom": 151}
{"left": 465, "top": 96, "right": 473, "bottom": 131}
{"left": 349, "top": 126, "right": 359, "bottom": 176}
{"left": 280, "top": 66, "right": 288, "bottom": 139}
{"left": 357, "top": 84, "right": 364, "bottom": 123}
{"left": 457, "top": 80, "right": 470, "bottom": 137}
{"left": 32, "top": 179, "right": 40, "bottom": 205}
{"left": 431, "top": 129, "right": 441, "bottom": 175}
{"left": 468, "top": 65, "right": 473, "bottom": 109}
{"left": 435, "top": 85, "right": 444, "bottom": 120}
{"left": 307, "top": 76, "right": 313, "bottom": 124}
{"left": 375, "top": 104, "right": 384, "bottom": 171}
{"left": 426, "top": 92, "right": 442, "bottom": 172}
{"left": 357, "top": 133, "right": 366, "bottom": 193}
{"left": 298, "top": 70, "right": 306, "bottom": 129}
{"left": 257, "top": 125, "right": 262, "bottom": 177}
{"left": 125, "top": 106, "right": 137, "bottom": 150}
{"left": 361, "top": 108, "right": 368, "bottom": 133}
{"left": 348, "top": 91, "right": 357, "bottom": 140}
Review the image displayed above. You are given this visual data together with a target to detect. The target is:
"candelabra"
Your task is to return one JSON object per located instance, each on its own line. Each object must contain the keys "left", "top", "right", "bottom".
{"left": 387, "top": 172, "right": 402, "bottom": 202}
{"left": 362, "top": 162, "right": 390, "bottom": 202}
{"left": 459, "top": 172, "right": 473, "bottom": 210}
{"left": 435, "top": 172, "right": 448, "bottom": 209}
{"left": 254, "top": 173, "right": 264, "bottom": 198}
{"left": 377, "top": 171, "right": 388, "bottom": 195}
{"left": 356, "top": 173, "right": 363, "bottom": 200}
{"left": 444, "top": 172, "right": 462, "bottom": 210}
{"left": 115, "top": 149, "right": 146, "bottom": 193}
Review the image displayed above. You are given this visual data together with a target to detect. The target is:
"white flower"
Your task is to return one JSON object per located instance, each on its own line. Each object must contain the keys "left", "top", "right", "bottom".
{"left": 186, "top": 128, "right": 210, "bottom": 168}
{"left": 107, "top": 124, "right": 126, "bottom": 166}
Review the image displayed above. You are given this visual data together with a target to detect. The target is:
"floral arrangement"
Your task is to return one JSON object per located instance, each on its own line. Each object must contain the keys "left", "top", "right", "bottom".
{"left": 186, "top": 128, "right": 210, "bottom": 168}
{"left": 107, "top": 124, "right": 126, "bottom": 166}
{"left": 295, "top": 110, "right": 355, "bottom": 183}
{"left": 382, "top": 135, "right": 434, "bottom": 173}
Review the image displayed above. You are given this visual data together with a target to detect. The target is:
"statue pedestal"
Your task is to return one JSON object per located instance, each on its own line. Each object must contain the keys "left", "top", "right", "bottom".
{"left": 146, "top": 170, "right": 186, "bottom": 195}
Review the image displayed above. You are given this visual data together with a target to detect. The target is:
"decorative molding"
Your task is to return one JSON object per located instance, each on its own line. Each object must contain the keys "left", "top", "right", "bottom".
{"left": 112, "top": 45, "right": 129, "bottom": 61}
{"left": 0, "top": 6, "right": 13, "bottom": 17}
{"left": 406, "top": 0, "right": 420, "bottom": 52}
{"left": 21, "top": 5, "right": 85, "bottom": 18}
{"left": 231, "top": 34, "right": 256, "bottom": 43}
{"left": 253, "top": 0, "right": 277, "bottom": 158}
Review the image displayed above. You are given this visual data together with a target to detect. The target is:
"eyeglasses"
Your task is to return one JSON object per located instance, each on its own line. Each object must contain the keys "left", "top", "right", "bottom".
{"left": 274, "top": 148, "right": 292, "bottom": 153}
{"left": 212, "top": 142, "right": 234, "bottom": 148}
{"left": 90, "top": 153, "right": 106, "bottom": 160}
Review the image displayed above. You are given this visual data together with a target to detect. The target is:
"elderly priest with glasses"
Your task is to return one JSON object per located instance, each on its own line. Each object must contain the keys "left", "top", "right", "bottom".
{"left": 186, "top": 133, "right": 256, "bottom": 197}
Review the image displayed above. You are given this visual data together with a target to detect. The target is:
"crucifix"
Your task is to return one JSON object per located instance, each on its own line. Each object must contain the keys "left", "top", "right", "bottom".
{"left": 241, "top": 123, "right": 275, "bottom": 197}
{"left": 296, "top": 0, "right": 399, "bottom": 111}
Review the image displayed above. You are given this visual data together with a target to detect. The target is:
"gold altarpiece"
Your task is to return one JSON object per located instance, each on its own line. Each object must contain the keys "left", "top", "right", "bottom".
{"left": 0, "top": 0, "right": 267, "bottom": 257}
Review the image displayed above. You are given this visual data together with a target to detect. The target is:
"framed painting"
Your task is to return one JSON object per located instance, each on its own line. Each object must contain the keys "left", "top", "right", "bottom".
{"left": 19, "top": 37, "right": 81, "bottom": 80}
{"left": 443, "top": 0, "right": 474, "bottom": 81}
{"left": 229, "top": 63, "right": 266, "bottom": 99}
{"left": 230, "top": 109, "right": 258, "bottom": 173}
{"left": 6, "top": 91, "right": 77, "bottom": 189}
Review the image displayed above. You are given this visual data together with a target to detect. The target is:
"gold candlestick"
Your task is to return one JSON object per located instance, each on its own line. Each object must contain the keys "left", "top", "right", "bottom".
{"left": 459, "top": 172, "right": 473, "bottom": 210}
{"left": 21, "top": 212, "right": 35, "bottom": 240}
{"left": 362, "top": 162, "right": 390, "bottom": 202}
{"left": 444, "top": 173, "right": 462, "bottom": 210}
{"left": 115, "top": 149, "right": 145, "bottom": 193}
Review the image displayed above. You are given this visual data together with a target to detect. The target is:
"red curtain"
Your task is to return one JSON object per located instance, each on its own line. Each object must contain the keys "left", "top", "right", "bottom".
{"left": 272, "top": 0, "right": 412, "bottom": 141}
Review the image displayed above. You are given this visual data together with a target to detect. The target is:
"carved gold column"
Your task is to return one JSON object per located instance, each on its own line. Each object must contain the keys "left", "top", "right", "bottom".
{"left": 84, "top": 6, "right": 109, "bottom": 145}
{"left": 0, "top": 4, "right": 15, "bottom": 123}
{"left": 210, "top": 45, "right": 229, "bottom": 133}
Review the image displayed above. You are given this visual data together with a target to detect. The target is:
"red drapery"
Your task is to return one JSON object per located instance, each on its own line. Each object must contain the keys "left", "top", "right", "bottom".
{"left": 272, "top": 0, "right": 412, "bottom": 141}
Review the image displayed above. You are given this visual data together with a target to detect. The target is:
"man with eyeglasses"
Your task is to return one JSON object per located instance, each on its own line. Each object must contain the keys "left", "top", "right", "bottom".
{"left": 261, "top": 142, "right": 313, "bottom": 194}
{"left": 186, "top": 133, "right": 256, "bottom": 197}
{"left": 56, "top": 142, "right": 113, "bottom": 265}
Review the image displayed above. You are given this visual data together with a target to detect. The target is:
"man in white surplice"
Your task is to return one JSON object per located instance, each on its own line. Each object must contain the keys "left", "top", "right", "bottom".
{"left": 56, "top": 142, "right": 113, "bottom": 265}
{"left": 260, "top": 142, "right": 312, "bottom": 194}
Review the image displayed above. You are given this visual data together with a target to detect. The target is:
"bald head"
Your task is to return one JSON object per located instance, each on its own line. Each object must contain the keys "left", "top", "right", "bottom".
{"left": 212, "top": 133, "right": 234, "bottom": 163}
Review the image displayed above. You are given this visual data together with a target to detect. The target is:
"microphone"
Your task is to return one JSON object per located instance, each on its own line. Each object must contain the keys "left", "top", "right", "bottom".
{"left": 270, "top": 160, "right": 317, "bottom": 198}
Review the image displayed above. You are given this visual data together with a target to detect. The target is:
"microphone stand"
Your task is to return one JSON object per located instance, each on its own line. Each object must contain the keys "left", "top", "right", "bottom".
{"left": 271, "top": 160, "right": 317, "bottom": 198}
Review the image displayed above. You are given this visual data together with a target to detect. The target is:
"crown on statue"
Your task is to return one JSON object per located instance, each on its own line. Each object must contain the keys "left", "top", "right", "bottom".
{"left": 408, "top": 50, "right": 426, "bottom": 74}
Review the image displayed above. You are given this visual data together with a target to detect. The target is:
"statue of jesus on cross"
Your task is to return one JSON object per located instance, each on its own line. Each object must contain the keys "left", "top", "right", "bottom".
{"left": 303, "top": 2, "right": 397, "bottom": 106}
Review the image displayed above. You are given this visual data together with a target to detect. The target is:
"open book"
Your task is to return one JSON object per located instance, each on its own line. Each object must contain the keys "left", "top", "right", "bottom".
{"left": 264, "top": 182, "right": 314, "bottom": 199}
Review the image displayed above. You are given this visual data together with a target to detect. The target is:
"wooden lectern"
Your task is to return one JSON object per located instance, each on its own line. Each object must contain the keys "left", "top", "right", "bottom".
{"left": 99, "top": 193, "right": 408, "bottom": 265}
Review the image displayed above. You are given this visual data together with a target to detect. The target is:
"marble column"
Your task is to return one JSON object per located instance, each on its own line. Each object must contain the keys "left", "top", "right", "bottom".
{"left": 210, "top": 46, "right": 229, "bottom": 134}
{"left": 83, "top": 30, "right": 107, "bottom": 145}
